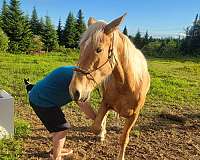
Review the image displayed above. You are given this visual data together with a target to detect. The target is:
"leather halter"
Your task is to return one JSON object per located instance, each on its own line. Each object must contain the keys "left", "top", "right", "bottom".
{"left": 73, "top": 34, "right": 115, "bottom": 86}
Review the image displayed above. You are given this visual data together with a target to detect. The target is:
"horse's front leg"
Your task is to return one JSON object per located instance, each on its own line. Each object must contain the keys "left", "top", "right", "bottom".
{"left": 91, "top": 102, "right": 109, "bottom": 141}
{"left": 117, "top": 112, "right": 139, "bottom": 160}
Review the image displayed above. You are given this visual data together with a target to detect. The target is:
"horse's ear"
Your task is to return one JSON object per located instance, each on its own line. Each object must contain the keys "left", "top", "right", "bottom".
{"left": 104, "top": 13, "right": 127, "bottom": 35}
{"left": 88, "top": 17, "right": 97, "bottom": 27}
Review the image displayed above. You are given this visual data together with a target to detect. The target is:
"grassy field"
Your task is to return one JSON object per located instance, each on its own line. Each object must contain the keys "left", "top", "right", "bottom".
{"left": 0, "top": 51, "right": 200, "bottom": 159}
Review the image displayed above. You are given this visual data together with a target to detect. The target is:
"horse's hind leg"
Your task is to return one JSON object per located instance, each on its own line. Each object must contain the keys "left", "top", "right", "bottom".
{"left": 117, "top": 112, "right": 139, "bottom": 160}
{"left": 91, "top": 102, "right": 109, "bottom": 141}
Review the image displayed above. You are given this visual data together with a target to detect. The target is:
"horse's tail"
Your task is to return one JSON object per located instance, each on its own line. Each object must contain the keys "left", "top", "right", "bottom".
{"left": 24, "top": 78, "right": 34, "bottom": 93}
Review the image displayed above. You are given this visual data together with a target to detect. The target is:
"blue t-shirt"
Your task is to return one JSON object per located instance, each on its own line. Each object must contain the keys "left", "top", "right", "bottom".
{"left": 29, "top": 66, "right": 75, "bottom": 107}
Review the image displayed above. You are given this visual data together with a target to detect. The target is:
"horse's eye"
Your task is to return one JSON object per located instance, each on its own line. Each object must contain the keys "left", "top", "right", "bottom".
{"left": 96, "top": 47, "right": 102, "bottom": 53}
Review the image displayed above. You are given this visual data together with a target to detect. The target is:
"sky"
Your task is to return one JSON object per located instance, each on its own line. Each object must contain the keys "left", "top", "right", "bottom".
{"left": 2, "top": 0, "right": 200, "bottom": 38}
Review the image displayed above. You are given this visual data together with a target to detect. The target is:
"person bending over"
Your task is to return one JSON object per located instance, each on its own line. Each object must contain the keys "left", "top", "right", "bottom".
{"left": 25, "top": 66, "right": 96, "bottom": 160}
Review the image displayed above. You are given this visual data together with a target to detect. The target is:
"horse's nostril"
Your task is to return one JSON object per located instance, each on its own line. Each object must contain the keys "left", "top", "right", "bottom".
{"left": 74, "top": 90, "right": 80, "bottom": 101}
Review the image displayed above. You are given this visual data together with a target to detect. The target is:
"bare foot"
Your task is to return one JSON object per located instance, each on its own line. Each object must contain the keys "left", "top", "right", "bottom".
{"left": 49, "top": 148, "right": 73, "bottom": 158}
{"left": 60, "top": 148, "right": 73, "bottom": 156}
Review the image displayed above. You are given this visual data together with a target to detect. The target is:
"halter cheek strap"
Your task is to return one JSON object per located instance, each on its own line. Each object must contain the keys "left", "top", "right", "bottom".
{"left": 73, "top": 34, "right": 115, "bottom": 85}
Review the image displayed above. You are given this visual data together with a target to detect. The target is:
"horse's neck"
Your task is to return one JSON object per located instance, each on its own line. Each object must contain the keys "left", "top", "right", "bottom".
{"left": 112, "top": 40, "right": 136, "bottom": 92}
{"left": 112, "top": 57, "right": 136, "bottom": 93}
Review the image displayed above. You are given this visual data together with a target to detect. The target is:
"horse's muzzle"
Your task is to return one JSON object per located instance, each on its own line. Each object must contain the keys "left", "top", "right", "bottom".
{"left": 71, "top": 89, "right": 90, "bottom": 102}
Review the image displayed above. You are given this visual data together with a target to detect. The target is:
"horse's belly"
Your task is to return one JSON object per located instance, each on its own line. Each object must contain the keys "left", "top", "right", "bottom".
{"left": 109, "top": 99, "right": 135, "bottom": 118}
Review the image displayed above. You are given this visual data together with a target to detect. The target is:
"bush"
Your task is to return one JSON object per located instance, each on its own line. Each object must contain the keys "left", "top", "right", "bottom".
{"left": 28, "top": 35, "right": 44, "bottom": 53}
{"left": 158, "top": 40, "right": 181, "bottom": 57}
{"left": 0, "top": 28, "right": 9, "bottom": 51}
{"left": 142, "top": 41, "right": 161, "bottom": 57}
{"left": 143, "top": 40, "right": 181, "bottom": 58}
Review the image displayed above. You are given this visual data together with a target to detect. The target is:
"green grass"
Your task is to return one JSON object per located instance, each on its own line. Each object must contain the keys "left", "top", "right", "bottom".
{"left": 0, "top": 118, "right": 31, "bottom": 159}
{"left": 0, "top": 51, "right": 200, "bottom": 158}
{"left": 147, "top": 58, "right": 200, "bottom": 106}
{"left": 14, "top": 118, "right": 31, "bottom": 138}
{"left": 0, "top": 51, "right": 199, "bottom": 111}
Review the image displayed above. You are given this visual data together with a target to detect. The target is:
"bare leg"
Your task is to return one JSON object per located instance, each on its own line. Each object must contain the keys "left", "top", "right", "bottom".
{"left": 117, "top": 112, "right": 139, "bottom": 160}
{"left": 77, "top": 101, "right": 96, "bottom": 120}
{"left": 52, "top": 130, "right": 72, "bottom": 160}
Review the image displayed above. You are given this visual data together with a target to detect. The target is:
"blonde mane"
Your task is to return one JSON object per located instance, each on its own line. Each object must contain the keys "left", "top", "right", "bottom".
{"left": 80, "top": 21, "right": 106, "bottom": 51}
{"left": 119, "top": 32, "right": 148, "bottom": 84}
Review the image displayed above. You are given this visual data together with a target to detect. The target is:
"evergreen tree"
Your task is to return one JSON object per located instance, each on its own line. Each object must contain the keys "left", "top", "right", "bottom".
{"left": 57, "top": 18, "right": 63, "bottom": 45}
{"left": 38, "top": 17, "right": 45, "bottom": 35}
{"left": 63, "top": 12, "right": 77, "bottom": 48}
{"left": 134, "top": 30, "right": 143, "bottom": 49}
{"left": 75, "top": 9, "right": 86, "bottom": 47}
{"left": 149, "top": 36, "right": 153, "bottom": 42}
{"left": 30, "top": 6, "right": 40, "bottom": 35}
{"left": 4, "top": 0, "right": 32, "bottom": 53}
{"left": 181, "top": 13, "right": 200, "bottom": 56}
{"left": 123, "top": 26, "right": 128, "bottom": 36}
{"left": 144, "top": 31, "right": 149, "bottom": 45}
{"left": 42, "top": 16, "right": 58, "bottom": 52}
{"left": 194, "top": 14, "right": 198, "bottom": 25}
{"left": 0, "top": 27, "right": 9, "bottom": 51}
{"left": 0, "top": 0, "right": 9, "bottom": 32}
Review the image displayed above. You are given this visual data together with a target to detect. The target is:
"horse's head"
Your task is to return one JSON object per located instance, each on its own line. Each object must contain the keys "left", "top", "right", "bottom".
{"left": 69, "top": 14, "right": 126, "bottom": 102}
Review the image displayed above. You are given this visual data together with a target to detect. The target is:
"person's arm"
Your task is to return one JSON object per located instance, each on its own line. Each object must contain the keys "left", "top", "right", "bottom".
{"left": 76, "top": 101, "right": 96, "bottom": 120}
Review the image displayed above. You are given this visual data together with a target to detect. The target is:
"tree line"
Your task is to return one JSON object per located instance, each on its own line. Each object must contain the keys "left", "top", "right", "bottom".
{"left": 0, "top": 0, "right": 199, "bottom": 57}
{"left": 123, "top": 14, "right": 200, "bottom": 57}
{"left": 0, "top": 0, "right": 86, "bottom": 53}
{"left": 124, "top": 28, "right": 182, "bottom": 58}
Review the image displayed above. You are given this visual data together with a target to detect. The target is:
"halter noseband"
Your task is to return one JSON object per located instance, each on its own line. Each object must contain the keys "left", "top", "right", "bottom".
{"left": 73, "top": 34, "right": 115, "bottom": 86}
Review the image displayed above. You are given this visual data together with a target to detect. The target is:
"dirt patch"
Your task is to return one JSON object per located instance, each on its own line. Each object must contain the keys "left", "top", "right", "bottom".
{"left": 16, "top": 103, "right": 200, "bottom": 160}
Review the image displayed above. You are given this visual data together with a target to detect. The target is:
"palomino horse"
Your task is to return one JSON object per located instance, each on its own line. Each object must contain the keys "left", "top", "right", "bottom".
{"left": 69, "top": 14, "right": 150, "bottom": 160}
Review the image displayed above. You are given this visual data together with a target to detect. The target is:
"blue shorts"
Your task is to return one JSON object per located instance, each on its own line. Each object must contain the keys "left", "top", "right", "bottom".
{"left": 29, "top": 101, "right": 70, "bottom": 133}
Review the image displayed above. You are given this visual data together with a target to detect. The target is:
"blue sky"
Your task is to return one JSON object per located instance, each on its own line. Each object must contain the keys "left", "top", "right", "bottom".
{"left": 3, "top": 0, "right": 200, "bottom": 38}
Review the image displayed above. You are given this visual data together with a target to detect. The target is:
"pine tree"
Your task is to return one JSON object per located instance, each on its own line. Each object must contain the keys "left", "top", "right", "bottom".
{"left": 0, "top": 0, "right": 9, "bottom": 32}
{"left": 30, "top": 6, "right": 40, "bottom": 35}
{"left": 149, "top": 36, "right": 153, "bottom": 42}
{"left": 194, "top": 14, "right": 198, "bottom": 25}
{"left": 134, "top": 30, "right": 143, "bottom": 49}
{"left": 42, "top": 16, "right": 58, "bottom": 52}
{"left": 0, "top": 27, "right": 9, "bottom": 51}
{"left": 4, "top": 0, "right": 32, "bottom": 53}
{"left": 75, "top": 9, "right": 86, "bottom": 47}
{"left": 63, "top": 12, "right": 77, "bottom": 48}
{"left": 57, "top": 18, "right": 63, "bottom": 45}
{"left": 144, "top": 31, "right": 149, "bottom": 45}
{"left": 123, "top": 26, "right": 128, "bottom": 36}
{"left": 181, "top": 13, "right": 200, "bottom": 56}
{"left": 38, "top": 17, "right": 45, "bottom": 35}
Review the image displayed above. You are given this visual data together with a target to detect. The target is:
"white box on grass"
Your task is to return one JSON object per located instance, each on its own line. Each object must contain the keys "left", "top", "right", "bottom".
{"left": 0, "top": 90, "right": 14, "bottom": 139}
